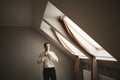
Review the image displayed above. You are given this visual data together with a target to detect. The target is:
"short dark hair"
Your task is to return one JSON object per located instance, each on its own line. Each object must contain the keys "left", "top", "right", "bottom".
{"left": 44, "top": 42, "right": 50, "bottom": 47}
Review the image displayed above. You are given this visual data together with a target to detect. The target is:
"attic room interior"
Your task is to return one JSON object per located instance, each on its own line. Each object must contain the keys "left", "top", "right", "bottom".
{"left": 0, "top": 0, "right": 120, "bottom": 80}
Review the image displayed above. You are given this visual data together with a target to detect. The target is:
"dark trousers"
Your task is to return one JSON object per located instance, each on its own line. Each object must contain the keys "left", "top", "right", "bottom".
{"left": 43, "top": 67, "right": 56, "bottom": 80}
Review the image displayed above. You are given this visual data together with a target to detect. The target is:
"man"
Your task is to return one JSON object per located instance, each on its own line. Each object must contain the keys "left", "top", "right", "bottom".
{"left": 37, "top": 42, "right": 58, "bottom": 80}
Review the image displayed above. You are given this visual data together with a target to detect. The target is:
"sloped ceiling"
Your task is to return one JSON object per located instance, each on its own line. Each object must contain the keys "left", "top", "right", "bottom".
{"left": 0, "top": 0, "right": 120, "bottom": 68}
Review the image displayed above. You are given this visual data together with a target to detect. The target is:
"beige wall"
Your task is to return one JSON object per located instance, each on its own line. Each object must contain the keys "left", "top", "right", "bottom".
{"left": 0, "top": 0, "right": 32, "bottom": 27}
{"left": 0, "top": 27, "right": 75, "bottom": 80}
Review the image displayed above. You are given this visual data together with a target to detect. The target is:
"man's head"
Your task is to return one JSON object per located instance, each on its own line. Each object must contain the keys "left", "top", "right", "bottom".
{"left": 44, "top": 42, "right": 50, "bottom": 51}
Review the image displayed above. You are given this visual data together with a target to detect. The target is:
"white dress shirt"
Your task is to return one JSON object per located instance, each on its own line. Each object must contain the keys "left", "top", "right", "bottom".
{"left": 38, "top": 51, "right": 58, "bottom": 68}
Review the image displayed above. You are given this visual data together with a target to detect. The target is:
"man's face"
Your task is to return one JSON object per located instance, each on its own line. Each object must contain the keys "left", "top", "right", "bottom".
{"left": 44, "top": 44, "right": 50, "bottom": 50}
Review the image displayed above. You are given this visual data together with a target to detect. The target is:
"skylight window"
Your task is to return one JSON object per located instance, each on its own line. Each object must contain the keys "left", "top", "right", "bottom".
{"left": 60, "top": 15, "right": 117, "bottom": 61}
{"left": 53, "top": 29, "right": 88, "bottom": 59}
{"left": 41, "top": 1, "right": 117, "bottom": 61}
{"left": 62, "top": 16, "right": 103, "bottom": 50}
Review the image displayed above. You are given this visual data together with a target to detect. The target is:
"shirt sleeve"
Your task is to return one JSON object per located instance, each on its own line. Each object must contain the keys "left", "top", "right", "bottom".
{"left": 37, "top": 53, "right": 46, "bottom": 64}
{"left": 48, "top": 52, "right": 59, "bottom": 62}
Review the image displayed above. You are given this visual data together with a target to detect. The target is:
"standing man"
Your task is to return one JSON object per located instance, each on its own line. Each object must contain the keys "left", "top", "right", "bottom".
{"left": 37, "top": 42, "right": 58, "bottom": 80}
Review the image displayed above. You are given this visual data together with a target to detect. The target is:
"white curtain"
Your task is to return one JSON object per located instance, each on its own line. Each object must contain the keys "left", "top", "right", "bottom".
{"left": 52, "top": 29, "right": 88, "bottom": 59}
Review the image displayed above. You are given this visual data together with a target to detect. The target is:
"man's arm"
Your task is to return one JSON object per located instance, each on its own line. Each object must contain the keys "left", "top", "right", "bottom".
{"left": 37, "top": 53, "right": 46, "bottom": 64}
{"left": 48, "top": 52, "right": 59, "bottom": 62}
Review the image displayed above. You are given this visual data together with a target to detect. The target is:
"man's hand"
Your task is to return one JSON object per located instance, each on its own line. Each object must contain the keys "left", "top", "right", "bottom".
{"left": 45, "top": 51, "right": 50, "bottom": 56}
{"left": 45, "top": 52, "right": 47, "bottom": 56}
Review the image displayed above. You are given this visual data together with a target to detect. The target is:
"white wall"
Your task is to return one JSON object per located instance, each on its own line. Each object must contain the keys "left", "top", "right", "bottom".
{"left": 0, "top": 26, "right": 75, "bottom": 80}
